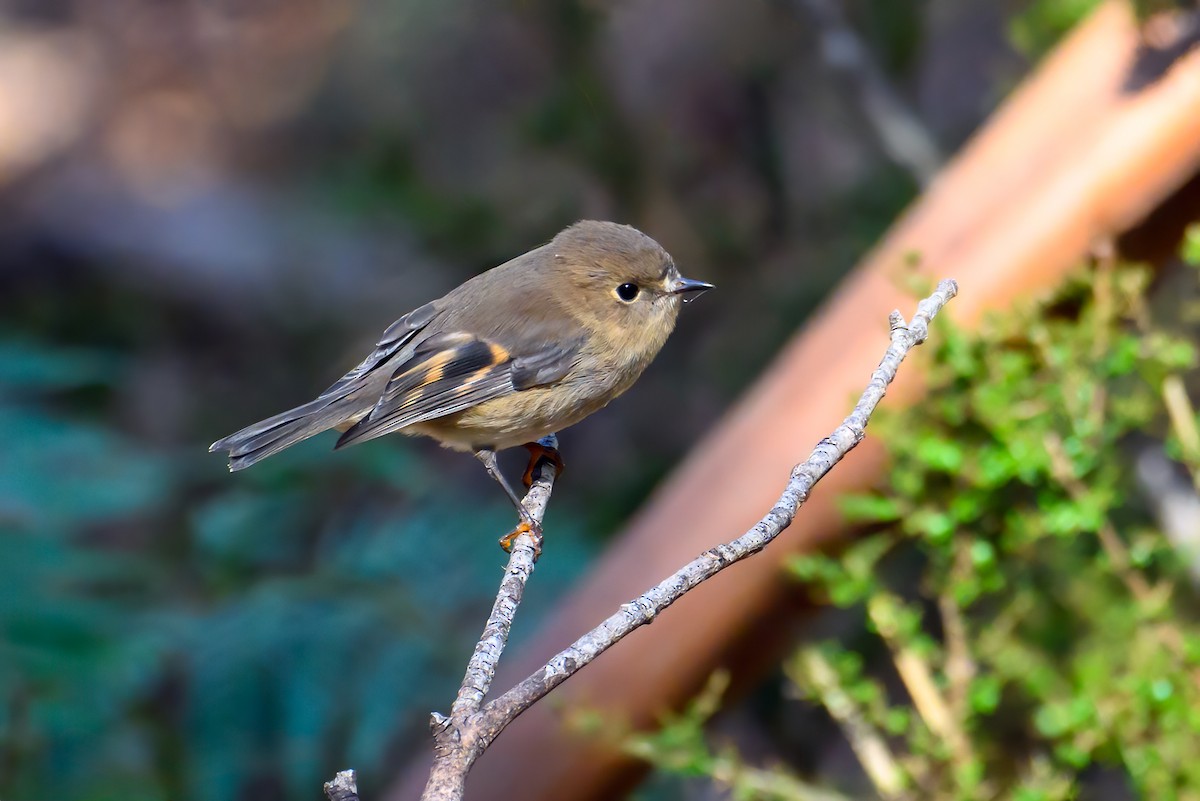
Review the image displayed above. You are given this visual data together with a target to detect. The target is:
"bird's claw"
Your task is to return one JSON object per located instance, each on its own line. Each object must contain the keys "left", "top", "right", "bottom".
{"left": 499, "top": 520, "right": 543, "bottom": 557}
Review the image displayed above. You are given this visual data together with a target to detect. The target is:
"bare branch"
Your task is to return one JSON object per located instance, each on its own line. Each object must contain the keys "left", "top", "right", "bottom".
{"left": 421, "top": 434, "right": 560, "bottom": 801}
{"left": 483, "top": 280, "right": 957, "bottom": 732}
{"left": 797, "top": 649, "right": 908, "bottom": 800}
{"left": 786, "top": 0, "right": 944, "bottom": 186}
{"left": 452, "top": 435, "right": 559, "bottom": 719}
{"left": 326, "top": 280, "right": 958, "bottom": 801}
{"left": 324, "top": 770, "right": 360, "bottom": 801}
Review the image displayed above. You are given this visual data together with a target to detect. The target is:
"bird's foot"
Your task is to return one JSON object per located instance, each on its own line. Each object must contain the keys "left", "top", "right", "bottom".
{"left": 499, "top": 519, "right": 543, "bottom": 557}
{"left": 521, "top": 440, "right": 565, "bottom": 488}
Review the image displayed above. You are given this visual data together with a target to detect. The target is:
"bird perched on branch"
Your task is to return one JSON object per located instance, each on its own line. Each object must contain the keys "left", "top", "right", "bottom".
{"left": 210, "top": 220, "right": 713, "bottom": 549}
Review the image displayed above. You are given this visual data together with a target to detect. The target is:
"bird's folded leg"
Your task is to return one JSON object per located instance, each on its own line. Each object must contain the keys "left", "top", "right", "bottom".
{"left": 475, "top": 447, "right": 548, "bottom": 555}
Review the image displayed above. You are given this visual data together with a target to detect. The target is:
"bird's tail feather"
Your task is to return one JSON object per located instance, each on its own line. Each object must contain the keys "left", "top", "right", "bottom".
{"left": 209, "top": 397, "right": 355, "bottom": 471}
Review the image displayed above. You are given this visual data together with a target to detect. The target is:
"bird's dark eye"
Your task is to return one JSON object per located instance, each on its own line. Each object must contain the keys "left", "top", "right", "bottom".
{"left": 616, "top": 282, "right": 639, "bottom": 302}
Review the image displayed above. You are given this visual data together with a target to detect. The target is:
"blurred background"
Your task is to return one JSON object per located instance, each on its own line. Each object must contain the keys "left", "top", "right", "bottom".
{"left": 3, "top": 1, "right": 1198, "bottom": 800}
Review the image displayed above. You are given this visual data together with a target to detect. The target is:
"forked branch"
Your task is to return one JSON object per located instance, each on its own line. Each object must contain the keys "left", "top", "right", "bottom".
{"left": 325, "top": 279, "right": 960, "bottom": 801}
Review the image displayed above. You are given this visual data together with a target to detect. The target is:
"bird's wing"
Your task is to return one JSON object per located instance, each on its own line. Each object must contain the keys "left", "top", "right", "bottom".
{"left": 208, "top": 301, "right": 441, "bottom": 466}
{"left": 317, "top": 301, "right": 440, "bottom": 399}
{"left": 334, "top": 330, "right": 580, "bottom": 449}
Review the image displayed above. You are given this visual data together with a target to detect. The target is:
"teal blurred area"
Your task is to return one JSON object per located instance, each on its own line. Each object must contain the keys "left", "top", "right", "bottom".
{"left": 0, "top": 0, "right": 1027, "bottom": 797}
{"left": 0, "top": 336, "right": 598, "bottom": 799}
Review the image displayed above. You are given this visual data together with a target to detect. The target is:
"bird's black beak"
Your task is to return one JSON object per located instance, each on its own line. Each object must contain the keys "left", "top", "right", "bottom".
{"left": 670, "top": 275, "right": 715, "bottom": 303}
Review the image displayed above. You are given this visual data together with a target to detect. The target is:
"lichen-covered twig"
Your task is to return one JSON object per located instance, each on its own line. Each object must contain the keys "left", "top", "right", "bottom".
{"left": 476, "top": 281, "right": 958, "bottom": 762}
{"left": 326, "top": 280, "right": 959, "bottom": 801}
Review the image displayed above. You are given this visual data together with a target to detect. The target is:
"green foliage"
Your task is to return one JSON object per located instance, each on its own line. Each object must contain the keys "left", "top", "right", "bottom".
{"left": 634, "top": 259, "right": 1200, "bottom": 799}
{"left": 1184, "top": 223, "right": 1200, "bottom": 267}
{"left": 627, "top": 673, "right": 852, "bottom": 801}
{"left": 519, "top": 0, "right": 641, "bottom": 207}
{"left": 322, "top": 140, "right": 502, "bottom": 257}
{"left": 1008, "top": 0, "right": 1103, "bottom": 58}
{"left": 852, "top": 0, "right": 924, "bottom": 77}
{"left": 0, "top": 335, "right": 596, "bottom": 800}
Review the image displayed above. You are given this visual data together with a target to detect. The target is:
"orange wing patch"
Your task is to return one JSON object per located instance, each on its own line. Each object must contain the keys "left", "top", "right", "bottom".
{"left": 334, "top": 334, "right": 517, "bottom": 449}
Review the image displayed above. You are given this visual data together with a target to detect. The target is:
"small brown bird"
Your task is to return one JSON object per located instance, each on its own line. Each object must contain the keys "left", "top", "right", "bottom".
{"left": 210, "top": 220, "right": 712, "bottom": 546}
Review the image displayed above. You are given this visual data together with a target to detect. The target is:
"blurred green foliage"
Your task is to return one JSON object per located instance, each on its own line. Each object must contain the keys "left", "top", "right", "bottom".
{"left": 1008, "top": 0, "right": 1103, "bottom": 57}
{"left": 0, "top": 335, "right": 596, "bottom": 800}
{"left": 625, "top": 672, "right": 853, "bottom": 801}
{"left": 631, "top": 255, "right": 1200, "bottom": 799}
{"left": 851, "top": 0, "right": 924, "bottom": 77}
{"left": 1011, "top": 0, "right": 1188, "bottom": 59}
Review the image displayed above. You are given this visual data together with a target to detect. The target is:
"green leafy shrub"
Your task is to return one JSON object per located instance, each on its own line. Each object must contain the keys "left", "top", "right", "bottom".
{"left": 632, "top": 255, "right": 1200, "bottom": 800}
